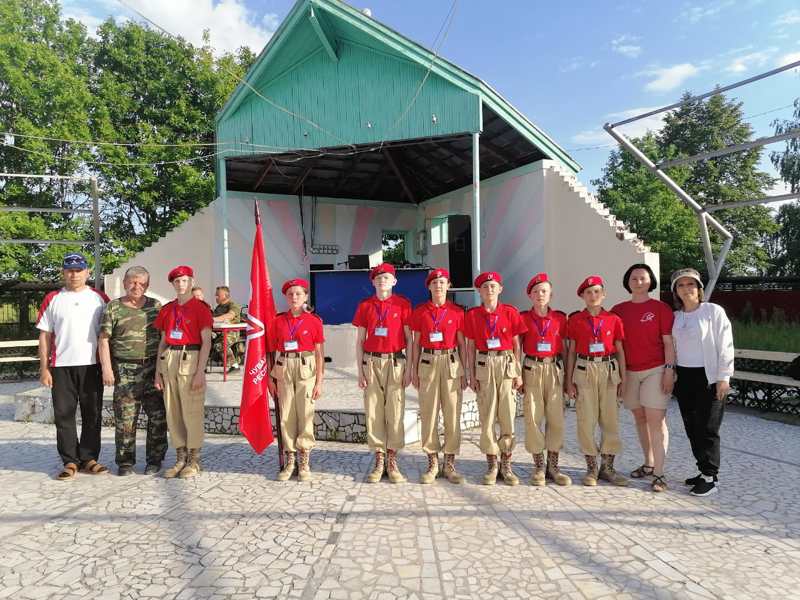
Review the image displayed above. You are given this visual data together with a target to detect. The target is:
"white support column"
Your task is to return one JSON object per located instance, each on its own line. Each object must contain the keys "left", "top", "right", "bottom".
{"left": 220, "top": 159, "right": 230, "bottom": 287}
{"left": 471, "top": 131, "right": 481, "bottom": 305}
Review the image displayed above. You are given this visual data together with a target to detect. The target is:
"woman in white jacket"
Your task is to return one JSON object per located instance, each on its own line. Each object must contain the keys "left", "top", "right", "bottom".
{"left": 670, "top": 268, "right": 734, "bottom": 497}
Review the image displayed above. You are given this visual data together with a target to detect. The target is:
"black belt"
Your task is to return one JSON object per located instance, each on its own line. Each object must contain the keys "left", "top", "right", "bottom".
{"left": 477, "top": 349, "right": 511, "bottom": 356}
{"left": 114, "top": 357, "right": 155, "bottom": 364}
{"left": 365, "top": 351, "right": 405, "bottom": 359}
{"left": 279, "top": 351, "right": 313, "bottom": 358}
{"left": 166, "top": 344, "right": 201, "bottom": 351}
{"left": 524, "top": 354, "right": 561, "bottom": 363}
{"left": 577, "top": 354, "right": 614, "bottom": 362}
{"left": 422, "top": 348, "right": 456, "bottom": 355}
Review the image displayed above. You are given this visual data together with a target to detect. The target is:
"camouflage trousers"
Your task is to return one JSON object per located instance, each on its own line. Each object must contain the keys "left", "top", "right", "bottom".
{"left": 112, "top": 359, "right": 168, "bottom": 467}
{"left": 212, "top": 330, "right": 241, "bottom": 366}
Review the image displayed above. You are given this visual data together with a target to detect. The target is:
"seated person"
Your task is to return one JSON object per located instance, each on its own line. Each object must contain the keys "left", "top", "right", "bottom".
{"left": 212, "top": 285, "right": 242, "bottom": 371}
{"left": 192, "top": 286, "right": 211, "bottom": 308}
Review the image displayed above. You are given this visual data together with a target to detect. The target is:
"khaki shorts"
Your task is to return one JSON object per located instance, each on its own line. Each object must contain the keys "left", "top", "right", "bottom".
{"left": 623, "top": 365, "right": 670, "bottom": 411}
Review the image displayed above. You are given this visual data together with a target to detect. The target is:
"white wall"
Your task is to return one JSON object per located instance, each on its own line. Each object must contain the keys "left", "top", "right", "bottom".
{"left": 106, "top": 161, "right": 658, "bottom": 320}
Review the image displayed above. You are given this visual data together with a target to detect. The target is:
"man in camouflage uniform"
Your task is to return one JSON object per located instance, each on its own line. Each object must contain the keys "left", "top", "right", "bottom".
{"left": 98, "top": 266, "right": 167, "bottom": 476}
{"left": 212, "top": 285, "right": 242, "bottom": 371}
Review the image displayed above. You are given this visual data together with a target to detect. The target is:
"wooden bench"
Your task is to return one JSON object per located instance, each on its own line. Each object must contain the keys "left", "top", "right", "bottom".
{"left": 731, "top": 349, "right": 799, "bottom": 415}
{"left": 0, "top": 340, "right": 39, "bottom": 363}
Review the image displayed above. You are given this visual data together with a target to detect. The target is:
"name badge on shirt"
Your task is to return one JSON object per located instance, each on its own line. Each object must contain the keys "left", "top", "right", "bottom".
{"left": 170, "top": 329, "right": 184, "bottom": 341}
{"left": 374, "top": 327, "right": 388, "bottom": 337}
{"left": 589, "top": 342, "right": 605, "bottom": 354}
{"left": 284, "top": 340, "right": 299, "bottom": 351}
{"left": 537, "top": 342, "right": 552, "bottom": 353}
{"left": 429, "top": 331, "right": 444, "bottom": 343}
{"left": 487, "top": 338, "right": 501, "bottom": 349}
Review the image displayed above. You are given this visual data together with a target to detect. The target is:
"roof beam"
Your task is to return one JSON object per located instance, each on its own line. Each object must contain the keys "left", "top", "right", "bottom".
{"left": 383, "top": 148, "right": 416, "bottom": 204}
{"left": 291, "top": 166, "right": 313, "bottom": 193}
{"left": 658, "top": 129, "right": 800, "bottom": 169}
{"left": 704, "top": 191, "right": 800, "bottom": 213}
{"left": 251, "top": 159, "right": 274, "bottom": 191}
{"left": 308, "top": 6, "right": 338, "bottom": 62}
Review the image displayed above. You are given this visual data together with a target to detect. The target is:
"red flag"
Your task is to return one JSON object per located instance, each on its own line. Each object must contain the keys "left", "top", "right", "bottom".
{"left": 239, "top": 201, "right": 277, "bottom": 453}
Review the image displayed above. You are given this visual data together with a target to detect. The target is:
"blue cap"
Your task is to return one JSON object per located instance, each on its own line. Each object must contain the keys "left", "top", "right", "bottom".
{"left": 62, "top": 253, "right": 88, "bottom": 270}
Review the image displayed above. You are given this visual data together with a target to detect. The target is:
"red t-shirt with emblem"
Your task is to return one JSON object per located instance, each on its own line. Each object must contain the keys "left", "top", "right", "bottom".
{"left": 154, "top": 298, "right": 213, "bottom": 346}
{"left": 352, "top": 294, "right": 411, "bottom": 353}
{"left": 566, "top": 308, "right": 624, "bottom": 356}
{"left": 611, "top": 299, "right": 674, "bottom": 371}
{"left": 410, "top": 300, "right": 464, "bottom": 350}
{"left": 463, "top": 303, "right": 527, "bottom": 352}
{"left": 520, "top": 308, "right": 567, "bottom": 357}
{"left": 268, "top": 311, "right": 325, "bottom": 353}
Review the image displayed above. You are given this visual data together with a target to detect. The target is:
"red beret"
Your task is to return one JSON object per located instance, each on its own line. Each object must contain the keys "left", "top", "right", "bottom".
{"left": 370, "top": 262, "right": 396, "bottom": 280}
{"left": 577, "top": 275, "right": 604, "bottom": 296}
{"left": 474, "top": 271, "right": 502, "bottom": 288}
{"left": 168, "top": 265, "right": 194, "bottom": 282}
{"left": 526, "top": 272, "right": 550, "bottom": 294}
{"left": 282, "top": 278, "right": 309, "bottom": 295}
{"left": 425, "top": 268, "right": 450, "bottom": 287}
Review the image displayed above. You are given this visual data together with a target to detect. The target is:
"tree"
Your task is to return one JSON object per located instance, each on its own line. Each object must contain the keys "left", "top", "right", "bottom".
{"left": 765, "top": 202, "right": 800, "bottom": 276}
{"left": 595, "top": 92, "right": 778, "bottom": 277}
{"left": 0, "top": 0, "right": 98, "bottom": 280}
{"left": 593, "top": 134, "right": 702, "bottom": 277}
{"left": 0, "top": 0, "right": 257, "bottom": 281}
{"left": 771, "top": 98, "right": 800, "bottom": 193}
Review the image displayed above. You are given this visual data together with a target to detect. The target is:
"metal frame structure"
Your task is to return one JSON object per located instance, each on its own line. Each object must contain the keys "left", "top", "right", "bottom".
{"left": 604, "top": 58, "right": 800, "bottom": 297}
{"left": 0, "top": 173, "right": 102, "bottom": 290}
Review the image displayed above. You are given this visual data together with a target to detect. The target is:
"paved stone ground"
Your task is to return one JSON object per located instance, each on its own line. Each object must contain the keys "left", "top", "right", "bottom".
{"left": 1, "top": 386, "right": 799, "bottom": 600}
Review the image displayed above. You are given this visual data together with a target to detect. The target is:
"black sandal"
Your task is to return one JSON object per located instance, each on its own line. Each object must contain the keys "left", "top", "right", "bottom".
{"left": 630, "top": 464, "right": 654, "bottom": 478}
{"left": 652, "top": 475, "right": 668, "bottom": 492}
{"left": 57, "top": 462, "right": 78, "bottom": 481}
{"left": 81, "top": 460, "right": 109, "bottom": 474}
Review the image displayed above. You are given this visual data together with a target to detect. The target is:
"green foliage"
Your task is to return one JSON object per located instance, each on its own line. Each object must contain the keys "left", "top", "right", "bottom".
{"left": 764, "top": 202, "right": 800, "bottom": 276}
{"left": 0, "top": 0, "right": 256, "bottom": 282}
{"left": 594, "top": 92, "right": 779, "bottom": 277}
{"left": 732, "top": 318, "right": 800, "bottom": 353}
{"left": 771, "top": 98, "right": 800, "bottom": 194}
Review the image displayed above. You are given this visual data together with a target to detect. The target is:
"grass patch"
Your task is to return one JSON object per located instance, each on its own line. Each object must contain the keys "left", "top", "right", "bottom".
{"left": 732, "top": 319, "right": 800, "bottom": 353}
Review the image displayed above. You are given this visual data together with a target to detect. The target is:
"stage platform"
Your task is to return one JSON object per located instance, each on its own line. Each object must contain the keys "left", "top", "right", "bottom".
{"left": 13, "top": 366, "right": 520, "bottom": 444}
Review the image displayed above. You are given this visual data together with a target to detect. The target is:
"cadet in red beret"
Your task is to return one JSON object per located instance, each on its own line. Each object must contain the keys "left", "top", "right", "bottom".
{"left": 565, "top": 275, "right": 628, "bottom": 487}
{"left": 154, "top": 265, "right": 213, "bottom": 479}
{"left": 267, "top": 278, "right": 325, "bottom": 482}
{"left": 463, "top": 271, "right": 527, "bottom": 485}
{"left": 519, "top": 273, "right": 571, "bottom": 486}
{"left": 409, "top": 268, "right": 466, "bottom": 484}
{"left": 352, "top": 262, "right": 412, "bottom": 483}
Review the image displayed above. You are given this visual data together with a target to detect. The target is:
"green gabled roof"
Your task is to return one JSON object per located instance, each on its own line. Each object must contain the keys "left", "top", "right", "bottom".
{"left": 216, "top": 0, "right": 579, "bottom": 174}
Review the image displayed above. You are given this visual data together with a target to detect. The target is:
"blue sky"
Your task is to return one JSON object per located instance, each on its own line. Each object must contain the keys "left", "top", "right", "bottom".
{"left": 64, "top": 0, "right": 800, "bottom": 192}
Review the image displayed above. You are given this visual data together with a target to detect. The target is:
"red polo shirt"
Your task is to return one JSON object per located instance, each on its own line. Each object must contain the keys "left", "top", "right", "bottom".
{"left": 464, "top": 303, "right": 527, "bottom": 352}
{"left": 566, "top": 308, "right": 624, "bottom": 356}
{"left": 611, "top": 299, "right": 674, "bottom": 371}
{"left": 154, "top": 298, "right": 213, "bottom": 346}
{"left": 410, "top": 300, "right": 464, "bottom": 350}
{"left": 268, "top": 311, "right": 325, "bottom": 353}
{"left": 353, "top": 294, "right": 411, "bottom": 353}
{"left": 520, "top": 308, "right": 567, "bottom": 357}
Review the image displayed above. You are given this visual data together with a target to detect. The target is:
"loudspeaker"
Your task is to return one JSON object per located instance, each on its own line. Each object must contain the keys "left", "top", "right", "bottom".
{"left": 447, "top": 214, "right": 472, "bottom": 288}
{"left": 310, "top": 263, "right": 334, "bottom": 271}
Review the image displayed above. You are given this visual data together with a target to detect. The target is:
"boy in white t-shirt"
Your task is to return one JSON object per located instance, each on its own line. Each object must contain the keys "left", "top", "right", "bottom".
{"left": 37, "top": 253, "right": 109, "bottom": 480}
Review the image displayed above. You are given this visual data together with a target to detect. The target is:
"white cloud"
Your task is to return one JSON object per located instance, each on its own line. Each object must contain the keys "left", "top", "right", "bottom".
{"left": 61, "top": 0, "right": 277, "bottom": 55}
{"left": 571, "top": 106, "right": 666, "bottom": 145}
{"left": 559, "top": 56, "right": 598, "bottom": 73}
{"left": 777, "top": 52, "right": 800, "bottom": 69}
{"left": 640, "top": 63, "right": 700, "bottom": 92}
{"left": 678, "top": 1, "right": 734, "bottom": 24}
{"left": 725, "top": 48, "right": 777, "bottom": 73}
{"left": 774, "top": 9, "right": 800, "bottom": 26}
{"left": 611, "top": 35, "right": 642, "bottom": 59}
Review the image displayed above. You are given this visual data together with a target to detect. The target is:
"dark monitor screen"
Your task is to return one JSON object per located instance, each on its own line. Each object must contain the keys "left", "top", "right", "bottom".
{"left": 347, "top": 254, "right": 370, "bottom": 269}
